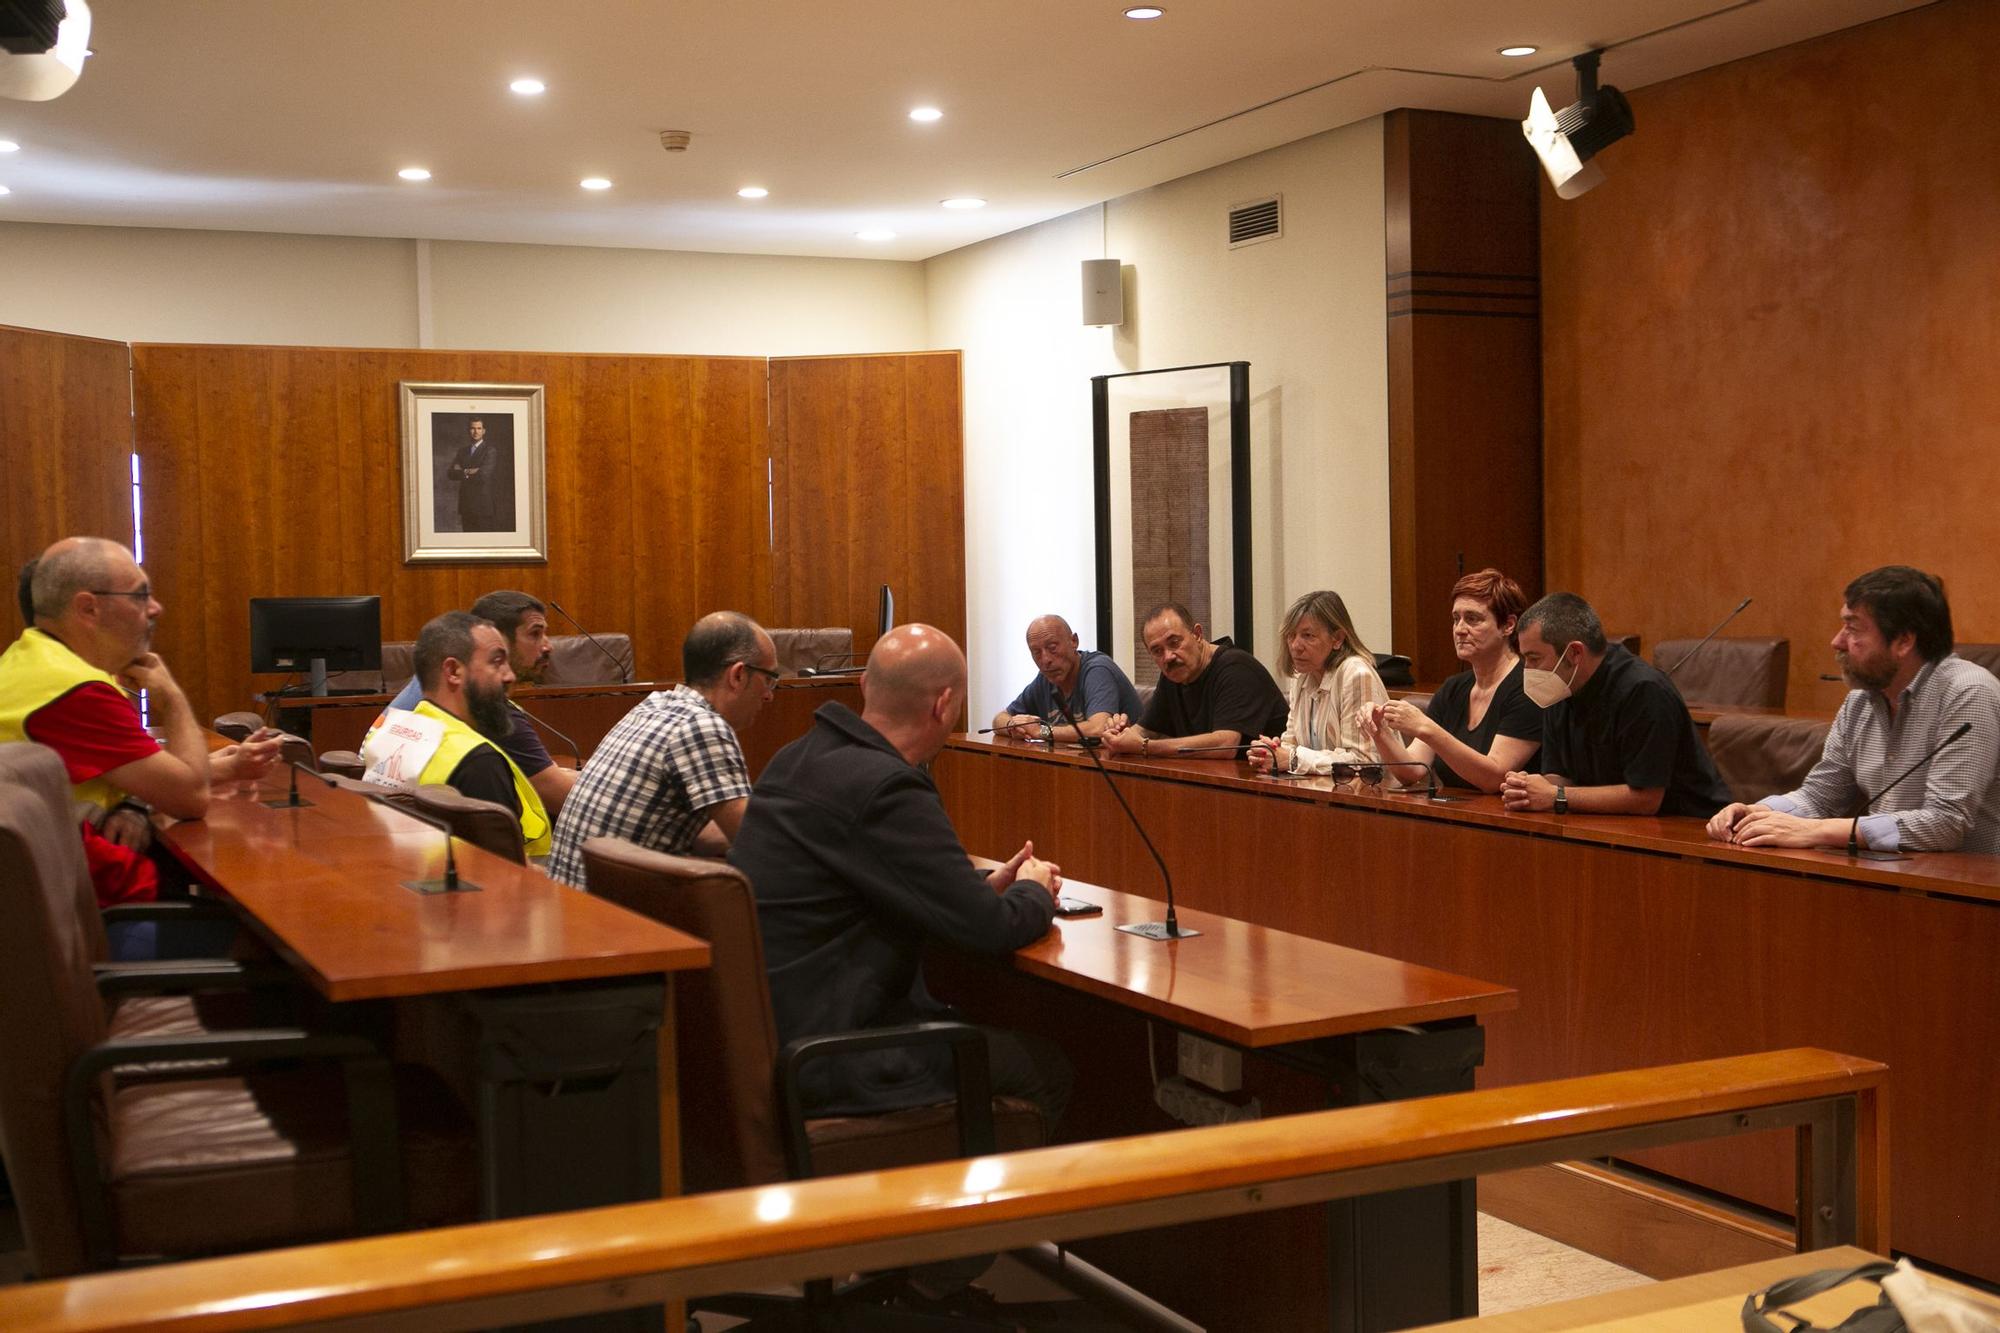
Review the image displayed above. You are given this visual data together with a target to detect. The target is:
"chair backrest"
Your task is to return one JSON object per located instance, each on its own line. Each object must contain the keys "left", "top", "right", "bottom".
{"left": 1706, "top": 712, "right": 1832, "bottom": 803}
{"left": 0, "top": 741, "right": 110, "bottom": 961}
{"left": 1954, "top": 643, "right": 2000, "bottom": 679}
{"left": 580, "top": 837, "right": 786, "bottom": 1191}
{"left": 769, "top": 627, "right": 854, "bottom": 675}
{"left": 399, "top": 784, "right": 526, "bottom": 864}
{"left": 1605, "top": 632, "right": 1642, "bottom": 657}
{"left": 0, "top": 743, "right": 116, "bottom": 1277}
{"left": 212, "top": 711, "right": 263, "bottom": 742}
{"left": 1372, "top": 653, "right": 1414, "bottom": 688}
{"left": 1652, "top": 636, "right": 1790, "bottom": 709}
{"left": 318, "top": 750, "right": 366, "bottom": 779}
{"left": 545, "top": 633, "right": 635, "bottom": 686}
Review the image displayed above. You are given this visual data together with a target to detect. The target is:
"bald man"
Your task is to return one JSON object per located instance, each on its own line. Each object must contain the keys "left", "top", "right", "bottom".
{"left": 0, "top": 537, "right": 279, "bottom": 923}
{"left": 991, "top": 613, "right": 1142, "bottom": 744}
{"left": 729, "top": 623, "right": 1071, "bottom": 1130}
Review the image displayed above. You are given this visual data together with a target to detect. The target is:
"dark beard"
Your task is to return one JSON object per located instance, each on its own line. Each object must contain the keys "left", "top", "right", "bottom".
{"left": 1836, "top": 651, "right": 1894, "bottom": 691}
{"left": 465, "top": 681, "right": 515, "bottom": 742}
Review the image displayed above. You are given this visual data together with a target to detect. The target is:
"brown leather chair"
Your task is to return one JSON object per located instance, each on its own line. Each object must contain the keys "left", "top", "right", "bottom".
{"left": 580, "top": 837, "right": 1043, "bottom": 1322}
{"left": 399, "top": 783, "right": 527, "bottom": 865}
{"left": 1653, "top": 637, "right": 1790, "bottom": 709}
{"left": 1955, "top": 643, "right": 2000, "bottom": 678}
{"left": 1606, "top": 633, "right": 1642, "bottom": 657}
{"left": 546, "top": 632, "right": 634, "bottom": 684}
{"left": 770, "top": 626, "right": 855, "bottom": 675}
{"left": 212, "top": 711, "right": 264, "bottom": 742}
{"left": 318, "top": 749, "right": 366, "bottom": 779}
{"left": 1706, "top": 712, "right": 1832, "bottom": 803}
{"left": 0, "top": 750, "right": 475, "bottom": 1277}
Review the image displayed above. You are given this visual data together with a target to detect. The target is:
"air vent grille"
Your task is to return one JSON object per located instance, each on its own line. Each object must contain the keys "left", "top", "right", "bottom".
{"left": 1228, "top": 194, "right": 1282, "bottom": 248}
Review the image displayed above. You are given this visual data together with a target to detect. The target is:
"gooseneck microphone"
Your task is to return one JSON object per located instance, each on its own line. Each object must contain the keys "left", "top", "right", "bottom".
{"left": 303, "top": 768, "right": 480, "bottom": 892}
{"left": 516, "top": 704, "right": 584, "bottom": 768}
{"left": 545, "top": 601, "right": 632, "bottom": 684}
{"left": 1665, "top": 597, "right": 1754, "bottom": 677}
{"left": 1847, "top": 721, "right": 1972, "bottom": 861}
{"left": 1052, "top": 697, "right": 1196, "bottom": 941}
{"left": 261, "top": 759, "right": 319, "bottom": 810}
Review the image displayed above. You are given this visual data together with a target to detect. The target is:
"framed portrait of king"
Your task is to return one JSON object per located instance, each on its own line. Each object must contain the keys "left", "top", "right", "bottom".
{"left": 399, "top": 381, "right": 548, "bottom": 564}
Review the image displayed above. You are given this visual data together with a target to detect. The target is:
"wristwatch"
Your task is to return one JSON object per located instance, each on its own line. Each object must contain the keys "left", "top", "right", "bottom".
{"left": 1554, "top": 785, "right": 1569, "bottom": 815}
{"left": 1039, "top": 721, "right": 1053, "bottom": 743}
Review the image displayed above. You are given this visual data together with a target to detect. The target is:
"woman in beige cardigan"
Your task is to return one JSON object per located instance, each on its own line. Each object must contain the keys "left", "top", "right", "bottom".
{"left": 1247, "top": 589, "right": 1386, "bottom": 776}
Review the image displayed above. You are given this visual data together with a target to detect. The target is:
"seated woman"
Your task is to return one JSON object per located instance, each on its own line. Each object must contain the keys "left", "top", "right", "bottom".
{"left": 1360, "top": 567, "right": 1541, "bottom": 793}
{"left": 1248, "top": 590, "right": 1386, "bottom": 776}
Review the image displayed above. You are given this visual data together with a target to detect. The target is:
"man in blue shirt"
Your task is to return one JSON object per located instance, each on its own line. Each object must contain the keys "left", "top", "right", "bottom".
{"left": 990, "top": 613, "right": 1142, "bottom": 744}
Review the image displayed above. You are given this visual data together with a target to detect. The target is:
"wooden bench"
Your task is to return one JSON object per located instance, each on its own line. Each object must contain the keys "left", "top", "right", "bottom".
{"left": 0, "top": 1048, "right": 1886, "bottom": 1333}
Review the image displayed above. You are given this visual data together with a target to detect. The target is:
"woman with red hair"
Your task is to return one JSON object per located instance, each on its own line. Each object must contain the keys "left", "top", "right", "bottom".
{"left": 1363, "top": 568, "right": 1542, "bottom": 792}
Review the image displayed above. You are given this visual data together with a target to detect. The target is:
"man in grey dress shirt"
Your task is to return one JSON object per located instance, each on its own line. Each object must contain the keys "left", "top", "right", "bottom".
{"left": 1708, "top": 565, "right": 2000, "bottom": 853}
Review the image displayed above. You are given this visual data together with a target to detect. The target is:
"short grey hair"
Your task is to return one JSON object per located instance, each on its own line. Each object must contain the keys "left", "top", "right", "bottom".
{"left": 1518, "top": 592, "right": 1607, "bottom": 655}
{"left": 31, "top": 538, "right": 127, "bottom": 621}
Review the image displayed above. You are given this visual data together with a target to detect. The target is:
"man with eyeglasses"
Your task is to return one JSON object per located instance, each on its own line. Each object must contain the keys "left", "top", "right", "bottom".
{"left": 0, "top": 537, "right": 280, "bottom": 920}
{"left": 546, "top": 611, "right": 778, "bottom": 888}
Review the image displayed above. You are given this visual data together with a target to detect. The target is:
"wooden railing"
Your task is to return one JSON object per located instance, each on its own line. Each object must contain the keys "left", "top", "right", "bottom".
{"left": 0, "top": 1048, "right": 1886, "bottom": 1333}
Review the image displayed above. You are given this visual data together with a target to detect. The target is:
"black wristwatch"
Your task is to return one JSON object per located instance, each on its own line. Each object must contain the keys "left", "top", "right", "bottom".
{"left": 1553, "top": 785, "right": 1569, "bottom": 815}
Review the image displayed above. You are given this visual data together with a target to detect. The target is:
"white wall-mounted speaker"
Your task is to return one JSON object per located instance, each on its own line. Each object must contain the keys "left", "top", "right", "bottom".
{"left": 1081, "top": 258, "right": 1124, "bottom": 327}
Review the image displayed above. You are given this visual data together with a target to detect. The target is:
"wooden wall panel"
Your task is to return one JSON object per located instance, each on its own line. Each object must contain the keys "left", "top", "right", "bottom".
{"left": 1384, "top": 112, "right": 1543, "bottom": 681}
{"left": 0, "top": 324, "right": 133, "bottom": 639}
{"left": 769, "top": 351, "right": 965, "bottom": 659}
{"left": 133, "top": 345, "right": 773, "bottom": 724}
{"left": 1543, "top": 0, "right": 2000, "bottom": 712}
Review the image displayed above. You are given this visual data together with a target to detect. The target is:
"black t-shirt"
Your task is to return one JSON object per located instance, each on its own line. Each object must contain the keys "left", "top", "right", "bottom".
{"left": 1423, "top": 660, "right": 1544, "bottom": 788}
{"left": 1541, "top": 645, "right": 1731, "bottom": 817}
{"left": 447, "top": 746, "right": 523, "bottom": 818}
{"left": 1139, "top": 637, "right": 1290, "bottom": 745}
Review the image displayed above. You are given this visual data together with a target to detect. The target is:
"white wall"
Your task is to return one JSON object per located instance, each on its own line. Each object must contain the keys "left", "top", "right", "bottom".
{"left": 926, "top": 119, "right": 1389, "bottom": 717}
{"left": 0, "top": 222, "right": 928, "bottom": 354}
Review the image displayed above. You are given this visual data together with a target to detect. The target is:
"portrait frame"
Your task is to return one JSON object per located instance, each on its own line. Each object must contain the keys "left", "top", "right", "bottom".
{"left": 399, "top": 380, "right": 548, "bottom": 564}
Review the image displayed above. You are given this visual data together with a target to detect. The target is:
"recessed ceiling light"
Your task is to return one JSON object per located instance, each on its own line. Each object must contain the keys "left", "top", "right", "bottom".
{"left": 908, "top": 106, "right": 943, "bottom": 123}
{"left": 0, "top": 140, "right": 18, "bottom": 153}
{"left": 580, "top": 177, "right": 612, "bottom": 190}
{"left": 1124, "top": 6, "right": 1165, "bottom": 18}
{"left": 509, "top": 78, "right": 546, "bottom": 95}
{"left": 1499, "top": 45, "right": 1538, "bottom": 57}
{"left": 398, "top": 167, "right": 431, "bottom": 181}
{"left": 941, "top": 197, "right": 986, "bottom": 210}
{"left": 737, "top": 186, "right": 769, "bottom": 199}
{"left": 856, "top": 229, "right": 897, "bottom": 242}
{"left": 0, "top": 185, "right": 11, "bottom": 196}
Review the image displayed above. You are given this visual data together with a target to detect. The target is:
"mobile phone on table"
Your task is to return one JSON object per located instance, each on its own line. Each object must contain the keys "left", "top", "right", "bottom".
{"left": 1055, "top": 896, "right": 1103, "bottom": 917}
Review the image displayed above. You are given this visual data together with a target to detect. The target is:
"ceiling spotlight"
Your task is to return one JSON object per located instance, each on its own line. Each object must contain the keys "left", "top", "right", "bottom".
{"left": 1499, "top": 45, "right": 1537, "bottom": 57}
{"left": 0, "top": 185, "right": 11, "bottom": 196}
{"left": 941, "top": 197, "right": 985, "bottom": 210}
{"left": 0, "top": 140, "right": 18, "bottom": 153}
{"left": 1522, "top": 50, "right": 1634, "bottom": 200}
{"left": 908, "top": 106, "right": 942, "bottom": 123}
{"left": 398, "top": 167, "right": 431, "bottom": 181}
{"left": 737, "top": 186, "right": 769, "bottom": 199}
{"left": 509, "top": 78, "right": 546, "bottom": 95}
{"left": 580, "top": 177, "right": 612, "bottom": 190}
{"left": 1124, "top": 6, "right": 1166, "bottom": 18}
{"left": 856, "top": 229, "right": 897, "bottom": 242}
{"left": 0, "top": 0, "right": 91, "bottom": 101}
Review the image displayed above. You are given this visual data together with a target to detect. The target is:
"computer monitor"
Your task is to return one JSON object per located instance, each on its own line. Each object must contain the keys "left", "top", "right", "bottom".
{"left": 250, "top": 596, "right": 382, "bottom": 696}
{"left": 878, "top": 583, "right": 895, "bottom": 638}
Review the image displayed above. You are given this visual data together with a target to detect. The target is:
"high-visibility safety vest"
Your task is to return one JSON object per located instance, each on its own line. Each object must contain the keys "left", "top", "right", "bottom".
{"left": 0, "top": 627, "right": 138, "bottom": 812}
{"left": 361, "top": 698, "right": 551, "bottom": 856}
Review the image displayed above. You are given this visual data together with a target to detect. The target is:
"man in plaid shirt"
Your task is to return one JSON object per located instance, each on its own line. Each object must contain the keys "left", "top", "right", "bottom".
{"left": 547, "top": 611, "right": 778, "bottom": 888}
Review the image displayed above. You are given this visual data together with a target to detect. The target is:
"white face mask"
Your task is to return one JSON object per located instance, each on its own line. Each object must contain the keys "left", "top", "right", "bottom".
{"left": 1522, "top": 648, "right": 1580, "bottom": 708}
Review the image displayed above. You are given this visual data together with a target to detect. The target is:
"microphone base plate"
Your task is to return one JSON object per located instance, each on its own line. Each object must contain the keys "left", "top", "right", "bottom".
{"left": 259, "top": 796, "right": 315, "bottom": 809}
{"left": 402, "top": 877, "right": 484, "bottom": 895}
{"left": 1117, "top": 921, "right": 1202, "bottom": 941}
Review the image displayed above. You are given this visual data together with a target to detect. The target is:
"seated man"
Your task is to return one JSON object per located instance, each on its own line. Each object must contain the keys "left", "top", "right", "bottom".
{"left": 361, "top": 610, "right": 552, "bottom": 856}
{"left": 729, "top": 623, "right": 1070, "bottom": 1128}
{"left": 1501, "top": 592, "right": 1730, "bottom": 817}
{"left": 1100, "top": 602, "right": 1288, "bottom": 757}
{"left": 386, "top": 590, "right": 577, "bottom": 816}
{"left": 0, "top": 537, "right": 279, "bottom": 925}
{"left": 546, "top": 611, "right": 777, "bottom": 888}
{"left": 991, "top": 613, "right": 1143, "bottom": 743}
{"left": 1709, "top": 565, "right": 2000, "bottom": 852}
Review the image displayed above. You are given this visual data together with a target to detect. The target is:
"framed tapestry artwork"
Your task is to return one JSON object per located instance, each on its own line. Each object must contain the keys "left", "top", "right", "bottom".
{"left": 399, "top": 380, "right": 548, "bottom": 564}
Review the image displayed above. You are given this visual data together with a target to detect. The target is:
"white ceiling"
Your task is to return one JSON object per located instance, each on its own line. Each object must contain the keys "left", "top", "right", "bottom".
{"left": 0, "top": 0, "right": 1931, "bottom": 261}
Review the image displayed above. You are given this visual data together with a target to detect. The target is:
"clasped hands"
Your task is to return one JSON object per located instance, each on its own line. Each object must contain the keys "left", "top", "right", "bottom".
{"left": 1705, "top": 803, "right": 1828, "bottom": 848}
{"left": 989, "top": 839, "right": 1062, "bottom": 904}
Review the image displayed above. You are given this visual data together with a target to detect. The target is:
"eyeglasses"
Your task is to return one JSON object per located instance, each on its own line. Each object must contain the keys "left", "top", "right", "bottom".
{"left": 89, "top": 587, "right": 153, "bottom": 603}
{"left": 744, "top": 664, "right": 781, "bottom": 685}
